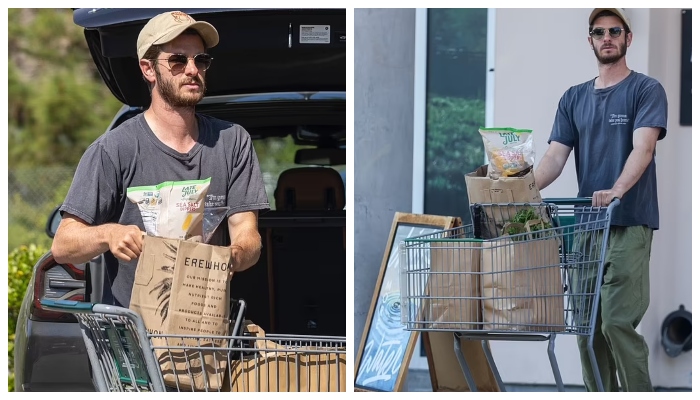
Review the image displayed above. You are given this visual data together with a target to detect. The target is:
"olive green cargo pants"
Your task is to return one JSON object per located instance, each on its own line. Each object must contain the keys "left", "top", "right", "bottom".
{"left": 572, "top": 225, "right": 653, "bottom": 392}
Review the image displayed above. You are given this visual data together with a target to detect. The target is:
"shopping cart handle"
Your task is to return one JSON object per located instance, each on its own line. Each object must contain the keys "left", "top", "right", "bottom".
{"left": 543, "top": 197, "right": 593, "bottom": 205}
{"left": 544, "top": 197, "right": 621, "bottom": 209}
{"left": 40, "top": 299, "right": 94, "bottom": 312}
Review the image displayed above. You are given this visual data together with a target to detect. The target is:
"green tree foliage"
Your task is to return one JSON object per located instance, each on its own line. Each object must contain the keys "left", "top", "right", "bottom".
{"left": 8, "top": 8, "right": 122, "bottom": 168}
{"left": 8, "top": 9, "right": 122, "bottom": 251}
{"left": 425, "top": 96, "right": 485, "bottom": 192}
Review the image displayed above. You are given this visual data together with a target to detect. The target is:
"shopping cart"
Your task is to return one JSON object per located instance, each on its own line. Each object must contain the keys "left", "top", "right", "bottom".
{"left": 40, "top": 298, "right": 346, "bottom": 392}
{"left": 399, "top": 197, "right": 619, "bottom": 392}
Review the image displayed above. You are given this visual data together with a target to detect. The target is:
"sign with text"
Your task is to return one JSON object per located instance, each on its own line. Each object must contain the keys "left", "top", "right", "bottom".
{"left": 354, "top": 213, "right": 455, "bottom": 392}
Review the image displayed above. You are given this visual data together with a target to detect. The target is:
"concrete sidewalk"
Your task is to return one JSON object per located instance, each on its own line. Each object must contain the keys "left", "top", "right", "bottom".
{"left": 403, "top": 369, "right": 691, "bottom": 392}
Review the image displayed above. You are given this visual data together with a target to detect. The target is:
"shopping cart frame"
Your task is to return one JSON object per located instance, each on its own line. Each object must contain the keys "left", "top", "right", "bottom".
{"left": 399, "top": 197, "right": 619, "bottom": 392}
{"left": 40, "top": 298, "right": 346, "bottom": 392}
{"left": 39, "top": 300, "right": 169, "bottom": 392}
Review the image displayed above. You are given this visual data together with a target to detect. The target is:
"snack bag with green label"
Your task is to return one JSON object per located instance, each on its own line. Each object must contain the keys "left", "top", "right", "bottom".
{"left": 479, "top": 127, "right": 535, "bottom": 179}
{"left": 127, "top": 177, "right": 211, "bottom": 241}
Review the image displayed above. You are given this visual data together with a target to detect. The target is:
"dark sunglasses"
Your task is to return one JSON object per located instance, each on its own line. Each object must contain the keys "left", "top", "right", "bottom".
{"left": 589, "top": 27, "right": 625, "bottom": 40}
{"left": 155, "top": 53, "right": 213, "bottom": 72}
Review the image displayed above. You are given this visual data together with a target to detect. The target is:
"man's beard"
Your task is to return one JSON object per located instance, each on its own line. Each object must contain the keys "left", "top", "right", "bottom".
{"left": 154, "top": 68, "right": 206, "bottom": 108}
{"left": 593, "top": 41, "right": 627, "bottom": 65}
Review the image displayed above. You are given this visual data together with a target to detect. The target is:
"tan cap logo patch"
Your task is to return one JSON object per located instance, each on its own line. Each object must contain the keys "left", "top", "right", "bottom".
{"left": 171, "top": 11, "right": 193, "bottom": 23}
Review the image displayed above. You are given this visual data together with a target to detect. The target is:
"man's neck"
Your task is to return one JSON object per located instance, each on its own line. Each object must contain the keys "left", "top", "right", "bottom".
{"left": 595, "top": 59, "right": 632, "bottom": 89}
{"left": 144, "top": 99, "right": 199, "bottom": 153}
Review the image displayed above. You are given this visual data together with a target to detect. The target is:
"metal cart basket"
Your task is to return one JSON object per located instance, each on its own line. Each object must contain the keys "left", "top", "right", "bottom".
{"left": 40, "top": 298, "right": 346, "bottom": 392}
{"left": 399, "top": 198, "right": 619, "bottom": 392}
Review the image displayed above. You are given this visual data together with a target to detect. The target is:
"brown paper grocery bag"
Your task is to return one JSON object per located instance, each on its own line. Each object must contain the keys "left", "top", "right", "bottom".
{"left": 229, "top": 340, "right": 300, "bottom": 392}
{"left": 129, "top": 235, "right": 234, "bottom": 391}
{"left": 301, "top": 350, "right": 346, "bottom": 392}
{"left": 421, "top": 241, "right": 482, "bottom": 330}
{"left": 465, "top": 165, "right": 541, "bottom": 205}
{"left": 480, "top": 233, "right": 564, "bottom": 332}
{"left": 465, "top": 165, "right": 549, "bottom": 239}
{"left": 228, "top": 324, "right": 346, "bottom": 392}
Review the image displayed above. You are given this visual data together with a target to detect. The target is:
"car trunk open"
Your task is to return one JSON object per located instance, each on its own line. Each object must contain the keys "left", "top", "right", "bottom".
{"left": 74, "top": 8, "right": 346, "bottom": 108}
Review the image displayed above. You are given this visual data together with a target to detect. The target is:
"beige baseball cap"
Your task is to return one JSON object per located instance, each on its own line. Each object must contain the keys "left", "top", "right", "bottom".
{"left": 589, "top": 8, "right": 632, "bottom": 31}
{"left": 137, "top": 11, "right": 219, "bottom": 59}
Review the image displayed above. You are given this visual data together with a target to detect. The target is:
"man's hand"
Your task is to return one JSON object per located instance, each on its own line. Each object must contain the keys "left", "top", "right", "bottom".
{"left": 229, "top": 244, "right": 246, "bottom": 276}
{"left": 592, "top": 189, "right": 623, "bottom": 207}
{"left": 107, "top": 225, "right": 144, "bottom": 262}
{"left": 227, "top": 211, "right": 262, "bottom": 275}
{"left": 53, "top": 214, "right": 143, "bottom": 265}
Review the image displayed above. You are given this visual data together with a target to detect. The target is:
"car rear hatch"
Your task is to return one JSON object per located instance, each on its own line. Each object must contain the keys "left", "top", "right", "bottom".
{"left": 73, "top": 8, "right": 346, "bottom": 108}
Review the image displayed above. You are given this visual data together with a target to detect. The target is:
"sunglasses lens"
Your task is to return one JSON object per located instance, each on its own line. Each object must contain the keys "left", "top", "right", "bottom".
{"left": 194, "top": 54, "right": 212, "bottom": 70}
{"left": 168, "top": 55, "right": 188, "bottom": 70}
{"left": 609, "top": 27, "right": 622, "bottom": 37}
{"left": 591, "top": 28, "right": 605, "bottom": 39}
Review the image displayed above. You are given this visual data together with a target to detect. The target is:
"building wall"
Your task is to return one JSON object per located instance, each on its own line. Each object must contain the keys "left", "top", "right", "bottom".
{"left": 352, "top": 7, "right": 692, "bottom": 389}
{"left": 644, "top": 8, "right": 693, "bottom": 389}
{"left": 353, "top": 8, "right": 417, "bottom": 359}
{"left": 489, "top": 8, "right": 692, "bottom": 388}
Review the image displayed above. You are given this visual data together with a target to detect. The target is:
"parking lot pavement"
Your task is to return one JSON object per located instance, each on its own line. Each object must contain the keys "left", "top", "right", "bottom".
{"left": 402, "top": 369, "right": 691, "bottom": 392}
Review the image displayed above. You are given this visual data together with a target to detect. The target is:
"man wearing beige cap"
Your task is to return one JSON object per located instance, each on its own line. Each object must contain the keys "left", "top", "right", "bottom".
{"left": 535, "top": 8, "right": 667, "bottom": 392}
{"left": 53, "top": 11, "right": 270, "bottom": 308}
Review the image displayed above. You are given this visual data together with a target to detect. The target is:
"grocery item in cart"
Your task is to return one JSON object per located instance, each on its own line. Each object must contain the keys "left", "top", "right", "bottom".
{"left": 400, "top": 199, "right": 620, "bottom": 392}
{"left": 227, "top": 323, "right": 346, "bottom": 392}
{"left": 502, "top": 206, "right": 553, "bottom": 240}
{"left": 422, "top": 241, "right": 482, "bottom": 330}
{"left": 479, "top": 127, "right": 535, "bottom": 179}
{"left": 480, "top": 209, "right": 564, "bottom": 332}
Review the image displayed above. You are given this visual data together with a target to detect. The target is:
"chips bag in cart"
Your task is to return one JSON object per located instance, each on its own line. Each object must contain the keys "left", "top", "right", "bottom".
{"left": 479, "top": 127, "right": 535, "bottom": 179}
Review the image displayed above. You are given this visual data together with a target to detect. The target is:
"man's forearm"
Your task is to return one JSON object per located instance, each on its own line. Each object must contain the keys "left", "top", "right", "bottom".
{"left": 611, "top": 147, "right": 655, "bottom": 198}
{"left": 230, "top": 229, "right": 262, "bottom": 272}
{"left": 534, "top": 154, "right": 564, "bottom": 191}
{"left": 52, "top": 222, "right": 113, "bottom": 264}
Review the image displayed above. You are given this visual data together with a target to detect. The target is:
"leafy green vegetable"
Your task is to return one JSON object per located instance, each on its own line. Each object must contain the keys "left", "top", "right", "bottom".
{"left": 511, "top": 208, "right": 538, "bottom": 224}
{"left": 507, "top": 207, "right": 552, "bottom": 239}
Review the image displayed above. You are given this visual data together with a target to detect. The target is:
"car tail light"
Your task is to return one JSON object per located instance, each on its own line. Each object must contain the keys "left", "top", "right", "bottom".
{"left": 30, "top": 253, "right": 86, "bottom": 322}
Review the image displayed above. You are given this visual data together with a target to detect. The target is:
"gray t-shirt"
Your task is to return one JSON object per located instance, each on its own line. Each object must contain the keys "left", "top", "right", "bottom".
{"left": 60, "top": 113, "right": 270, "bottom": 306}
{"left": 548, "top": 71, "right": 667, "bottom": 229}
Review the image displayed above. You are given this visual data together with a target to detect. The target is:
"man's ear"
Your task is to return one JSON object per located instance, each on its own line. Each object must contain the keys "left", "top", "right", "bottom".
{"left": 140, "top": 59, "right": 156, "bottom": 83}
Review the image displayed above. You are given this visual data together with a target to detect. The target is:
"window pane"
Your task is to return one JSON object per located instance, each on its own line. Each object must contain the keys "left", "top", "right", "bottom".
{"left": 253, "top": 137, "right": 346, "bottom": 210}
{"left": 424, "top": 8, "right": 487, "bottom": 224}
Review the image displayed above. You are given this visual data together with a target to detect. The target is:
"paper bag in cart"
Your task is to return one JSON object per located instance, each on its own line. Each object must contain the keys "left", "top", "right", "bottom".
{"left": 129, "top": 235, "right": 234, "bottom": 391}
{"left": 480, "top": 226, "right": 565, "bottom": 332}
{"left": 465, "top": 165, "right": 548, "bottom": 239}
{"left": 421, "top": 241, "right": 482, "bottom": 330}
{"left": 227, "top": 324, "right": 346, "bottom": 392}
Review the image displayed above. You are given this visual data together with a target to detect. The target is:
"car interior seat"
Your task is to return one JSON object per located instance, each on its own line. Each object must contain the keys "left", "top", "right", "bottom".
{"left": 273, "top": 167, "right": 345, "bottom": 211}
